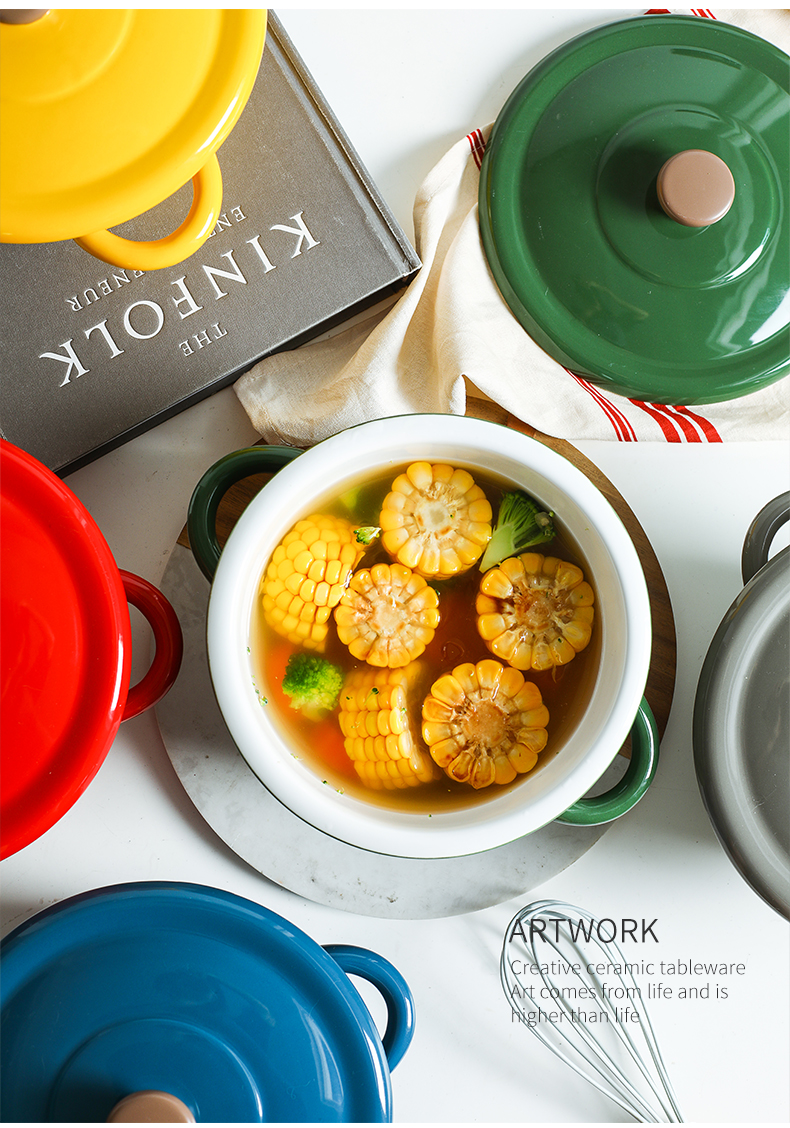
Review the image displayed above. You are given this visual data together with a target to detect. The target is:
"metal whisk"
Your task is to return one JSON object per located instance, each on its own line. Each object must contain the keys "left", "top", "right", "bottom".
{"left": 501, "top": 898, "right": 683, "bottom": 1123}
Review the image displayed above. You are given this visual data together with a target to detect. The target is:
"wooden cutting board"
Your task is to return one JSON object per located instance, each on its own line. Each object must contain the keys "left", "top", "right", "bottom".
{"left": 178, "top": 401, "right": 677, "bottom": 745}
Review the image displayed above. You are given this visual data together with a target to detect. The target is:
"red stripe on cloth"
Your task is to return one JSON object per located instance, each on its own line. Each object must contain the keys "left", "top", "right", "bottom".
{"left": 655, "top": 405, "right": 704, "bottom": 441}
{"left": 466, "top": 129, "right": 486, "bottom": 169}
{"left": 672, "top": 404, "right": 723, "bottom": 442}
{"left": 647, "top": 8, "right": 716, "bottom": 15}
{"left": 476, "top": 129, "right": 487, "bottom": 166}
{"left": 630, "top": 401, "right": 723, "bottom": 443}
{"left": 629, "top": 401, "right": 685, "bottom": 441}
{"left": 646, "top": 402, "right": 709, "bottom": 441}
{"left": 571, "top": 374, "right": 638, "bottom": 440}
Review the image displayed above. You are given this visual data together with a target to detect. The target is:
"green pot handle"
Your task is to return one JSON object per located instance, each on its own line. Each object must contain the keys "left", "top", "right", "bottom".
{"left": 187, "top": 445, "right": 302, "bottom": 582}
{"left": 556, "top": 697, "right": 659, "bottom": 825}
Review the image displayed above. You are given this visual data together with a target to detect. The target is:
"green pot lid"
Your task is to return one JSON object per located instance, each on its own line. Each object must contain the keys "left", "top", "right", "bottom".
{"left": 479, "top": 15, "right": 790, "bottom": 405}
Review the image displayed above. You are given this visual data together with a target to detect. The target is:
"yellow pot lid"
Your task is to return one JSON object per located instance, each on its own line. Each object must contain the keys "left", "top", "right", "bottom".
{"left": 0, "top": 9, "right": 267, "bottom": 244}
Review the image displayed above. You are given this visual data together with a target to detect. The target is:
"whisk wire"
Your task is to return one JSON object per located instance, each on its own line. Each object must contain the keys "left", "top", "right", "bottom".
{"left": 549, "top": 917, "right": 681, "bottom": 1122}
{"left": 502, "top": 938, "right": 669, "bottom": 1122}
{"left": 512, "top": 898, "right": 682, "bottom": 1123}
{"left": 501, "top": 899, "right": 683, "bottom": 1123}
{"left": 502, "top": 958, "right": 663, "bottom": 1123}
{"left": 512, "top": 928, "right": 671, "bottom": 1122}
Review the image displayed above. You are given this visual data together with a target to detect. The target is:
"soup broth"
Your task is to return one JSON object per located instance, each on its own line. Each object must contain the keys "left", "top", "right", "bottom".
{"left": 249, "top": 462, "right": 601, "bottom": 813}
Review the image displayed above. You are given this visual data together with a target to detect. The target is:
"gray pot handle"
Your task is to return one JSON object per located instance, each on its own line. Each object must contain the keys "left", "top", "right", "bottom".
{"left": 741, "top": 492, "right": 790, "bottom": 584}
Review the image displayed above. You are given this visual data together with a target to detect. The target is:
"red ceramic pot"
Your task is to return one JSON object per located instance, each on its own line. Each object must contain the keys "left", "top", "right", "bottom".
{"left": 0, "top": 440, "right": 183, "bottom": 858}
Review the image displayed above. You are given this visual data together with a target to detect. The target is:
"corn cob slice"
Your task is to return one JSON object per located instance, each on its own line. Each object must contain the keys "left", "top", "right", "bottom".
{"left": 338, "top": 664, "right": 440, "bottom": 790}
{"left": 261, "top": 514, "right": 368, "bottom": 650}
{"left": 476, "top": 553, "right": 595, "bottom": 671}
{"left": 334, "top": 562, "right": 440, "bottom": 668}
{"left": 422, "top": 659, "right": 549, "bottom": 789}
{"left": 379, "top": 461, "right": 492, "bottom": 580}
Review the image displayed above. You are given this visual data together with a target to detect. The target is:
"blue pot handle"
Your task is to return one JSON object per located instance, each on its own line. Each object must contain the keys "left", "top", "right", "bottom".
{"left": 555, "top": 697, "right": 659, "bottom": 825}
{"left": 187, "top": 445, "right": 302, "bottom": 582}
{"left": 324, "top": 944, "right": 415, "bottom": 1071}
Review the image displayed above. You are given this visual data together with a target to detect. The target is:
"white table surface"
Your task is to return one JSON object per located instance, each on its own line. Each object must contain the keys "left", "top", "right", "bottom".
{"left": 2, "top": 9, "right": 789, "bottom": 1125}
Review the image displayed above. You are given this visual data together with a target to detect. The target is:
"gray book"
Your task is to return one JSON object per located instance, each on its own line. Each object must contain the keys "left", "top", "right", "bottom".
{"left": 0, "top": 12, "right": 420, "bottom": 475}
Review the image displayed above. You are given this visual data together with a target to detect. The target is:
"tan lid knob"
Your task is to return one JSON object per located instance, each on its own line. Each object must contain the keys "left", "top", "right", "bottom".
{"left": 0, "top": 9, "right": 49, "bottom": 22}
{"left": 657, "top": 149, "right": 735, "bottom": 228}
{"left": 106, "top": 1090, "right": 195, "bottom": 1123}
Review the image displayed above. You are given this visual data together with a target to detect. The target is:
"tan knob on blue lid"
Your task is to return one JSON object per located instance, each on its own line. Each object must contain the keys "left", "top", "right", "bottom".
{"left": 106, "top": 1090, "right": 195, "bottom": 1123}
{"left": 657, "top": 149, "right": 735, "bottom": 227}
{"left": 0, "top": 9, "right": 49, "bottom": 21}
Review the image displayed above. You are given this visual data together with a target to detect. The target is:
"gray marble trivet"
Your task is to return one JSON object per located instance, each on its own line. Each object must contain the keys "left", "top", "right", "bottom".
{"left": 155, "top": 543, "right": 611, "bottom": 919}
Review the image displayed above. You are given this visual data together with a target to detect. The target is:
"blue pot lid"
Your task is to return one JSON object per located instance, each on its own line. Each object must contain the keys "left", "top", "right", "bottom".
{"left": 0, "top": 882, "right": 414, "bottom": 1122}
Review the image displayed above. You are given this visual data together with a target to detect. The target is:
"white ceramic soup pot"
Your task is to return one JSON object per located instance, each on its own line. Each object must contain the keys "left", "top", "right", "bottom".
{"left": 188, "top": 415, "right": 658, "bottom": 859}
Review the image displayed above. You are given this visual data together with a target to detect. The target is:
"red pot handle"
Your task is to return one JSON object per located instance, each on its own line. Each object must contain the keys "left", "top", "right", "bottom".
{"left": 120, "top": 570, "right": 184, "bottom": 721}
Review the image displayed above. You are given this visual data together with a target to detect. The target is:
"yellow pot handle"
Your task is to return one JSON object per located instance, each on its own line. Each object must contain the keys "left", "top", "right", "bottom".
{"left": 74, "top": 153, "right": 223, "bottom": 272}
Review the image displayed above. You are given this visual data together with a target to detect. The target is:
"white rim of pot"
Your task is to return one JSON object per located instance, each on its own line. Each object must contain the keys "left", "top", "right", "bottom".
{"left": 206, "top": 415, "right": 652, "bottom": 859}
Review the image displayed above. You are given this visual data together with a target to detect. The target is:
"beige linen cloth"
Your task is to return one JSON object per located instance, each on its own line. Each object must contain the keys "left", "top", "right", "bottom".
{"left": 236, "top": 9, "right": 790, "bottom": 444}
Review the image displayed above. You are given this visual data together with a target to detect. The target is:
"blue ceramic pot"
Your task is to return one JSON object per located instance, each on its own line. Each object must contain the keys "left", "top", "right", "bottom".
{"left": 0, "top": 882, "right": 415, "bottom": 1122}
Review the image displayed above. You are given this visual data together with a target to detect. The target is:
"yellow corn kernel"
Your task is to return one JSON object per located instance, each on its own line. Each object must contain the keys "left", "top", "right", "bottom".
{"left": 476, "top": 553, "right": 595, "bottom": 672}
{"left": 379, "top": 462, "right": 492, "bottom": 580}
{"left": 334, "top": 562, "right": 440, "bottom": 668}
{"left": 337, "top": 665, "right": 440, "bottom": 790}
{"left": 421, "top": 659, "right": 549, "bottom": 789}
{"left": 261, "top": 514, "right": 368, "bottom": 650}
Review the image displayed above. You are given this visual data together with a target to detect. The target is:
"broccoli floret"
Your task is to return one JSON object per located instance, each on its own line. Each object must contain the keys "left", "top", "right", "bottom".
{"left": 354, "top": 525, "right": 381, "bottom": 546}
{"left": 281, "top": 653, "right": 344, "bottom": 721}
{"left": 479, "top": 490, "right": 555, "bottom": 572}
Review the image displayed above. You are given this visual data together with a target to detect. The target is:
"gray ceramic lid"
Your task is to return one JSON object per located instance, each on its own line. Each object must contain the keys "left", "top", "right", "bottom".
{"left": 694, "top": 496, "right": 790, "bottom": 919}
